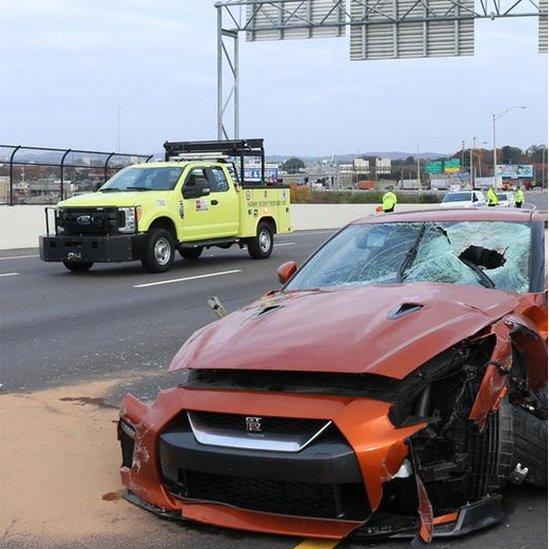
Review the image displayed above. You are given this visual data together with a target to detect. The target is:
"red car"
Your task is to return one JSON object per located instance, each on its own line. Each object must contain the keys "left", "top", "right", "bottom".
{"left": 119, "top": 208, "right": 547, "bottom": 543}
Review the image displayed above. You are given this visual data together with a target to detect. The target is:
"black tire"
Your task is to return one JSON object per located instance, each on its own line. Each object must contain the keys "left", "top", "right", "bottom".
{"left": 63, "top": 261, "right": 93, "bottom": 272}
{"left": 247, "top": 221, "right": 274, "bottom": 260}
{"left": 511, "top": 404, "right": 547, "bottom": 487}
{"left": 141, "top": 228, "right": 175, "bottom": 273}
{"left": 179, "top": 247, "right": 203, "bottom": 260}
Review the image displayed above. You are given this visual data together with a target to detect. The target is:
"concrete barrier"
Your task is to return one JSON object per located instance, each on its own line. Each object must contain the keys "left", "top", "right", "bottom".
{"left": 0, "top": 203, "right": 442, "bottom": 250}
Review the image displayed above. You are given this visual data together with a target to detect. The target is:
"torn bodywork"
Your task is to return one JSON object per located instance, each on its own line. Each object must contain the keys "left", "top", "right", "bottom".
{"left": 118, "top": 209, "right": 547, "bottom": 543}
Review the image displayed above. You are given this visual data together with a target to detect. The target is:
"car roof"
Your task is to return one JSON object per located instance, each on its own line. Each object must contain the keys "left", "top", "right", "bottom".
{"left": 353, "top": 207, "right": 547, "bottom": 225}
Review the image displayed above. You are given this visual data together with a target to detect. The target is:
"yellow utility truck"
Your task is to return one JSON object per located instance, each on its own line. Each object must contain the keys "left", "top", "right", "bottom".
{"left": 40, "top": 139, "right": 291, "bottom": 273}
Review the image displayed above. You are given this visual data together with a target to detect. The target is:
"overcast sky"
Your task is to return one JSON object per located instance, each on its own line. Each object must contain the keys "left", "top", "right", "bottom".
{"left": 0, "top": 0, "right": 546, "bottom": 156}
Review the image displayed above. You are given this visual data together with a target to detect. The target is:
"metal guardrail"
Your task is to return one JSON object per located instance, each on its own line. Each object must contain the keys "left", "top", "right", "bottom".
{"left": 0, "top": 145, "right": 154, "bottom": 205}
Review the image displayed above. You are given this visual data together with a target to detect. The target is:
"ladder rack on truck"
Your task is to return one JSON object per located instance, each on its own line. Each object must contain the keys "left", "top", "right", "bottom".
{"left": 164, "top": 139, "right": 267, "bottom": 187}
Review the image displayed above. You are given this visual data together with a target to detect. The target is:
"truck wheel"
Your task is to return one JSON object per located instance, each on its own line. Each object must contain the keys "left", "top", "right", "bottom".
{"left": 142, "top": 229, "right": 175, "bottom": 273}
{"left": 179, "top": 247, "right": 203, "bottom": 260}
{"left": 247, "top": 221, "right": 274, "bottom": 260}
{"left": 63, "top": 261, "right": 93, "bottom": 272}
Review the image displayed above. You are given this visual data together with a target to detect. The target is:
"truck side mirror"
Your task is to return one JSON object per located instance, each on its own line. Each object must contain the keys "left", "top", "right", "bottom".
{"left": 183, "top": 178, "right": 211, "bottom": 199}
{"left": 277, "top": 260, "right": 298, "bottom": 284}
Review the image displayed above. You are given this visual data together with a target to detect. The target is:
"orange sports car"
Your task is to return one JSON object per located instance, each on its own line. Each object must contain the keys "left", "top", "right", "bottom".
{"left": 118, "top": 208, "right": 547, "bottom": 544}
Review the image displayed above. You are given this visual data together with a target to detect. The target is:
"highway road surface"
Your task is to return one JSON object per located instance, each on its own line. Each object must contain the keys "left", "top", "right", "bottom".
{"left": 0, "top": 226, "right": 546, "bottom": 549}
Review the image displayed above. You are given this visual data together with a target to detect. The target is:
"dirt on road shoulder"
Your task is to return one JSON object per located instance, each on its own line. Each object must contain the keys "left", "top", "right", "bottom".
{"left": 1, "top": 379, "right": 163, "bottom": 547}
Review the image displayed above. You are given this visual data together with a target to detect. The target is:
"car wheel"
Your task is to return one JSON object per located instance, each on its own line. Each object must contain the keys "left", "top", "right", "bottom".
{"left": 63, "top": 261, "right": 93, "bottom": 272}
{"left": 247, "top": 221, "right": 274, "bottom": 259}
{"left": 142, "top": 229, "right": 175, "bottom": 273}
{"left": 179, "top": 247, "right": 203, "bottom": 260}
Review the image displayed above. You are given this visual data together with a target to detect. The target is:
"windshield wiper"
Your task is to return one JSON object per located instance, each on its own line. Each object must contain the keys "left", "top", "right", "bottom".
{"left": 457, "top": 257, "right": 495, "bottom": 289}
{"left": 397, "top": 224, "right": 426, "bottom": 282}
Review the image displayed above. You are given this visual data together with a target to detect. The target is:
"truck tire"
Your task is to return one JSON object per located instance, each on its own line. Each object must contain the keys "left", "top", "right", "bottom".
{"left": 179, "top": 247, "right": 203, "bottom": 260}
{"left": 247, "top": 221, "right": 274, "bottom": 260}
{"left": 141, "top": 229, "right": 175, "bottom": 273}
{"left": 512, "top": 404, "right": 547, "bottom": 487}
{"left": 63, "top": 261, "right": 93, "bottom": 272}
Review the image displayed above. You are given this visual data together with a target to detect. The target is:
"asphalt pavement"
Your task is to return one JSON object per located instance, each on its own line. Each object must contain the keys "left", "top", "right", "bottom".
{"left": 0, "top": 221, "right": 547, "bottom": 549}
{"left": 0, "top": 230, "right": 335, "bottom": 393}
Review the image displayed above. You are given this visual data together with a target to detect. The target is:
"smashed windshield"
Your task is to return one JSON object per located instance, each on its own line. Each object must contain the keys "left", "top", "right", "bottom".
{"left": 285, "top": 221, "right": 531, "bottom": 294}
{"left": 100, "top": 167, "right": 183, "bottom": 192}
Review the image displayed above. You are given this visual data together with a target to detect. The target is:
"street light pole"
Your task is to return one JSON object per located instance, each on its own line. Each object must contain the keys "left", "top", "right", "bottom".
{"left": 470, "top": 137, "right": 476, "bottom": 188}
{"left": 492, "top": 106, "right": 526, "bottom": 189}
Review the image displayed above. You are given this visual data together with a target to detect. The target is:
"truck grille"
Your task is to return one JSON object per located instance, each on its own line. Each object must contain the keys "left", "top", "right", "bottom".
{"left": 57, "top": 208, "right": 121, "bottom": 236}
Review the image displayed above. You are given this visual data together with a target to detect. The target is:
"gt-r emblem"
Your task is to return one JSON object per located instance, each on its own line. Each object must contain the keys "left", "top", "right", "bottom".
{"left": 245, "top": 416, "right": 262, "bottom": 432}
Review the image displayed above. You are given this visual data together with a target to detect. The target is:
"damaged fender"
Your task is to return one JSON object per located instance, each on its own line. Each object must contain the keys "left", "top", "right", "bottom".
{"left": 469, "top": 310, "right": 547, "bottom": 430}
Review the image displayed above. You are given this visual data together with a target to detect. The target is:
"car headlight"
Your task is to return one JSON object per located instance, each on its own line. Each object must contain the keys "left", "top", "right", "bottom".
{"left": 118, "top": 207, "right": 140, "bottom": 233}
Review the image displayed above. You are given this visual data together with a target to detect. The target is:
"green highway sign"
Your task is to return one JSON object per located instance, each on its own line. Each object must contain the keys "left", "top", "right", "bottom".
{"left": 425, "top": 161, "right": 443, "bottom": 174}
{"left": 444, "top": 159, "right": 461, "bottom": 173}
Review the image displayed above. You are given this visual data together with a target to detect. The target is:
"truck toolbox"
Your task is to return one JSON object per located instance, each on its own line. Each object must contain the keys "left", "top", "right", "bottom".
{"left": 40, "top": 234, "right": 146, "bottom": 263}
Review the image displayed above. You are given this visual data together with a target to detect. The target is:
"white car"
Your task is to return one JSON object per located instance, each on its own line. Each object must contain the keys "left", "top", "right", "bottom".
{"left": 440, "top": 190, "right": 486, "bottom": 208}
{"left": 496, "top": 191, "right": 515, "bottom": 208}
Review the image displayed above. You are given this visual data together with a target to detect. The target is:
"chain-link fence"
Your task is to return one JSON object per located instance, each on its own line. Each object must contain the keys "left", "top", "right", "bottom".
{"left": 0, "top": 145, "right": 154, "bottom": 205}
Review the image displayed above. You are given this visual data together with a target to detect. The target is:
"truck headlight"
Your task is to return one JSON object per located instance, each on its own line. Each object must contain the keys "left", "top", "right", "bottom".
{"left": 118, "top": 207, "right": 139, "bottom": 233}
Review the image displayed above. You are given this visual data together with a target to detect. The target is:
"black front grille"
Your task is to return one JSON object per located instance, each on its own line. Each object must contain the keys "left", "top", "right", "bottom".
{"left": 58, "top": 208, "right": 120, "bottom": 236}
{"left": 175, "top": 471, "right": 339, "bottom": 518}
{"left": 191, "top": 411, "right": 326, "bottom": 438}
{"left": 159, "top": 416, "right": 371, "bottom": 520}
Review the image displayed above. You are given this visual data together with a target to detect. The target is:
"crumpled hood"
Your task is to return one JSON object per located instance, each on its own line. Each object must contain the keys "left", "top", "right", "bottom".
{"left": 169, "top": 282, "right": 518, "bottom": 379}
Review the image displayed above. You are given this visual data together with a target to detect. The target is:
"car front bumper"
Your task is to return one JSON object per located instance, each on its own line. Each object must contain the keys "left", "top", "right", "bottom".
{"left": 117, "top": 387, "right": 427, "bottom": 539}
{"left": 39, "top": 233, "right": 146, "bottom": 263}
{"left": 118, "top": 386, "right": 505, "bottom": 541}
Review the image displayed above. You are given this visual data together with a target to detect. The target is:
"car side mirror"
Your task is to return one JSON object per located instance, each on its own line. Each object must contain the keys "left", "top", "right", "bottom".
{"left": 277, "top": 260, "right": 298, "bottom": 284}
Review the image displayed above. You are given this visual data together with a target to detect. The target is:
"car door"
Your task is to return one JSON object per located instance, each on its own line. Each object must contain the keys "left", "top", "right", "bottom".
{"left": 179, "top": 166, "right": 221, "bottom": 241}
{"left": 205, "top": 166, "right": 239, "bottom": 237}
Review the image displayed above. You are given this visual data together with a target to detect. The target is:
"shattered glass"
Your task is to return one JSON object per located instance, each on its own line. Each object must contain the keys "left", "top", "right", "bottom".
{"left": 286, "top": 221, "right": 531, "bottom": 293}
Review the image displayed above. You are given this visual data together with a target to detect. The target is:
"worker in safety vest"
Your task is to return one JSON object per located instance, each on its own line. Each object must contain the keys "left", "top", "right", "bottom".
{"left": 514, "top": 186, "right": 524, "bottom": 208}
{"left": 382, "top": 190, "right": 397, "bottom": 213}
{"left": 486, "top": 186, "right": 499, "bottom": 207}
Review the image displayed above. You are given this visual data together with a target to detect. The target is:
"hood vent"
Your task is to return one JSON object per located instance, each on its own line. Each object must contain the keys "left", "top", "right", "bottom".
{"left": 389, "top": 302, "right": 424, "bottom": 319}
{"left": 256, "top": 304, "right": 283, "bottom": 317}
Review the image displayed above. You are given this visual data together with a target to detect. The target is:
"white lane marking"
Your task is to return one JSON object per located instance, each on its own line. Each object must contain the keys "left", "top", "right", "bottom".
{"left": 278, "top": 230, "right": 335, "bottom": 237}
{"left": 134, "top": 269, "right": 242, "bottom": 288}
{"left": 0, "top": 254, "right": 39, "bottom": 261}
{"left": 274, "top": 242, "right": 295, "bottom": 247}
{"left": 0, "top": 272, "right": 19, "bottom": 278}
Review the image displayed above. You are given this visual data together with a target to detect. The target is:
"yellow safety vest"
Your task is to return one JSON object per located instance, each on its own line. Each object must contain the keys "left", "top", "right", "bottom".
{"left": 382, "top": 191, "right": 397, "bottom": 212}
{"left": 487, "top": 189, "right": 499, "bottom": 206}
{"left": 515, "top": 189, "right": 524, "bottom": 204}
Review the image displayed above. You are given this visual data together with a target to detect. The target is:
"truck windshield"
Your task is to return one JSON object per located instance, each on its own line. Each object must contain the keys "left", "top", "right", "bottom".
{"left": 285, "top": 221, "right": 531, "bottom": 294}
{"left": 100, "top": 167, "right": 183, "bottom": 192}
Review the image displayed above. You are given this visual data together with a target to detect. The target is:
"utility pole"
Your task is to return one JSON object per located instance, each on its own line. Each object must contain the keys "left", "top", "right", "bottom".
{"left": 416, "top": 145, "right": 421, "bottom": 188}
{"left": 470, "top": 137, "right": 476, "bottom": 188}
{"left": 542, "top": 147, "right": 546, "bottom": 188}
